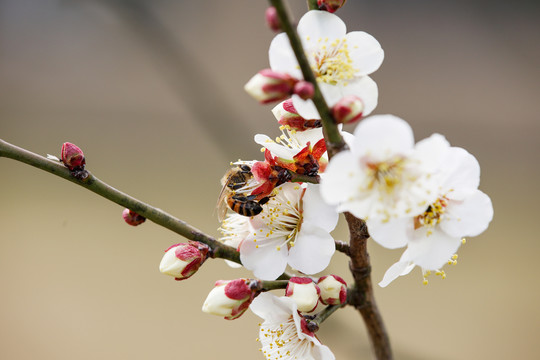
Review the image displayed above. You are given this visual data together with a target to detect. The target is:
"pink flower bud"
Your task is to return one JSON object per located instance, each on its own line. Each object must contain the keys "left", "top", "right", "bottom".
{"left": 317, "top": 0, "right": 347, "bottom": 13}
{"left": 317, "top": 275, "right": 347, "bottom": 305}
{"left": 122, "top": 208, "right": 146, "bottom": 226}
{"left": 265, "top": 6, "right": 281, "bottom": 32}
{"left": 159, "top": 241, "right": 209, "bottom": 281}
{"left": 332, "top": 95, "right": 364, "bottom": 124}
{"left": 202, "top": 279, "right": 256, "bottom": 320}
{"left": 293, "top": 81, "right": 315, "bottom": 100}
{"left": 272, "top": 99, "right": 321, "bottom": 131}
{"left": 61, "top": 142, "right": 85, "bottom": 171}
{"left": 244, "top": 69, "right": 297, "bottom": 104}
{"left": 285, "top": 277, "right": 320, "bottom": 313}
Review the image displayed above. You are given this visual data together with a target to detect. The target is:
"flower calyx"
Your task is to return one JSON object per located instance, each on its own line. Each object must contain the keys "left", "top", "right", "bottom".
{"left": 317, "top": 0, "right": 347, "bottom": 13}
{"left": 273, "top": 99, "right": 322, "bottom": 131}
{"left": 122, "top": 208, "right": 146, "bottom": 226}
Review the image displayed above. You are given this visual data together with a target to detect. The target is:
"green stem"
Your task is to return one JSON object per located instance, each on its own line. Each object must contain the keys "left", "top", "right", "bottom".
{"left": 0, "top": 139, "right": 240, "bottom": 263}
{"left": 269, "top": 0, "right": 346, "bottom": 158}
{"left": 259, "top": 280, "right": 289, "bottom": 291}
{"left": 307, "top": 0, "right": 319, "bottom": 10}
{"left": 306, "top": 304, "right": 342, "bottom": 332}
{"left": 289, "top": 171, "right": 320, "bottom": 184}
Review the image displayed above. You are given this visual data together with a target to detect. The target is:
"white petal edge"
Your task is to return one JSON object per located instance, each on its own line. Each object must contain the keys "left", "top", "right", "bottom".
{"left": 440, "top": 190, "right": 493, "bottom": 238}
{"left": 379, "top": 260, "right": 415, "bottom": 288}
{"left": 346, "top": 31, "right": 384, "bottom": 76}
{"left": 352, "top": 114, "right": 414, "bottom": 160}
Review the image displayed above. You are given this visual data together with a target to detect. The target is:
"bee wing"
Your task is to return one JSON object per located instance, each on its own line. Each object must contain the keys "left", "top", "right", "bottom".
{"left": 216, "top": 171, "right": 233, "bottom": 222}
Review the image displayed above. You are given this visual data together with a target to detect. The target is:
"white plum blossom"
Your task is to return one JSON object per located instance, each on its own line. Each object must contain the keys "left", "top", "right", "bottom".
{"left": 250, "top": 292, "right": 335, "bottom": 360}
{"left": 240, "top": 183, "right": 338, "bottom": 280}
{"left": 320, "top": 114, "right": 448, "bottom": 222}
{"left": 255, "top": 126, "right": 326, "bottom": 163}
{"left": 375, "top": 147, "right": 494, "bottom": 287}
{"left": 218, "top": 213, "right": 252, "bottom": 268}
{"left": 269, "top": 10, "right": 383, "bottom": 119}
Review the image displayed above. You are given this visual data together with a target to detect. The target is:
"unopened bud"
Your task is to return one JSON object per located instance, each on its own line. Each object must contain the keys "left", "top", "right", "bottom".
{"left": 265, "top": 6, "right": 281, "bottom": 32}
{"left": 285, "top": 277, "right": 320, "bottom": 313}
{"left": 61, "top": 142, "right": 85, "bottom": 171}
{"left": 202, "top": 279, "right": 256, "bottom": 320}
{"left": 332, "top": 95, "right": 364, "bottom": 124}
{"left": 293, "top": 81, "right": 314, "bottom": 100}
{"left": 159, "top": 241, "right": 209, "bottom": 281}
{"left": 122, "top": 208, "right": 146, "bottom": 226}
{"left": 244, "top": 69, "right": 297, "bottom": 104}
{"left": 317, "top": 0, "right": 347, "bottom": 13}
{"left": 272, "top": 99, "right": 321, "bottom": 131}
{"left": 318, "top": 275, "right": 347, "bottom": 305}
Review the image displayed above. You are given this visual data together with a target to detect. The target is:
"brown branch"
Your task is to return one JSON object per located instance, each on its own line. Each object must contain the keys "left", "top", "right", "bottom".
{"left": 345, "top": 212, "right": 393, "bottom": 360}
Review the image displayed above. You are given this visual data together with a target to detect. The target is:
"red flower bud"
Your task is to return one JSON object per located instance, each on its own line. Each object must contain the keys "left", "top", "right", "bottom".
{"left": 159, "top": 241, "right": 209, "bottom": 281}
{"left": 318, "top": 275, "right": 347, "bottom": 305}
{"left": 202, "top": 278, "right": 257, "bottom": 320}
{"left": 285, "top": 277, "right": 320, "bottom": 313}
{"left": 122, "top": 208, "right": 146, "bottom": 226}
{"left": 293, "top": 81, "right": 315, "bottom": 100}
{"left": 61, "top": 142, "right": 85, "bottom": 171}
{"left": 265, "top": 6, "right": 281, "bottom": 32}
{"left": 332, "top": 95, "right": 364, "bottom": 124}
{"left": 244, "top": 69, "right": 297, "bottom": 104}
{"left": 317, "top": 0, "right": 347, "bottom": 13}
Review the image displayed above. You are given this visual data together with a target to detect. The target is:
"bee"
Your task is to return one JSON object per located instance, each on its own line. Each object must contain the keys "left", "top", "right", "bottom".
{"left": 217, "top": 165, "right": 270, "bottom": 221}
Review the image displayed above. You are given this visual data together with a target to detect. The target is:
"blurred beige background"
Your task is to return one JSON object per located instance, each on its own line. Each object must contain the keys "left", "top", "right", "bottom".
{"left": 1, "top": 0, "right": 538, "bottom": 359}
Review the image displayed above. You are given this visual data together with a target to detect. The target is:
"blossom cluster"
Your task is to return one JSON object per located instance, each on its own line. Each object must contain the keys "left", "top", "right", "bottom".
{"left": 156, "top": 4, "right": 492, "bottom": 360}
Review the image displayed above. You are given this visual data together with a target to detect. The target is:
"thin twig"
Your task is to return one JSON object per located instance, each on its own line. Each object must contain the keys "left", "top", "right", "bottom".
{"left": 345, "top": 212, "right": 393, "bottom": 360}
{"left": 0, "top": 139, "right": 240, "bottom": 262}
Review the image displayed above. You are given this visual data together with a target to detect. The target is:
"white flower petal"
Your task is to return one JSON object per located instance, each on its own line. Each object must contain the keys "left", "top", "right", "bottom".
{"left": 292, "top": 95, "right": 321, "bottom": 120}
{"left": 413, "top": 133, "right": 450, "bottom": 172}
{"left": 378, "top": 260, "right": 415, "bottom": 288}
{"left": 254, "top": 133, "right": 296, "bottom": 160}
{"left": 408, "top": 228, "right": 462, "bottom": 270}
{"left": 367, "top": 217, "right": 412, "bottom": 249}
{"left": 440, "top": 147, "right": 481, "bottom": 200}
{"left": 346, "top": 31, "right": 384, "bottom": 76}
{"left": 303, "top": 184, "right": 339, "bottom": 232}
{"left": 320, "top": 150, "right": 362, "bottom": 205}
{"left": 352, "top": 114, "right": 414, "bottom": 161}
{"left": 288, "top": 224, "right": 336, "bottom": 275}
{"left": 269, "top": 33, "right": 302, "bottom": 78}
{"left": 240, "top": 236, "right": 289, "bottom": 280}
{"left": 441, "top": 190, "right": 493, "bottom": 238}
{"left": 250, "top": 292, "right": 294, "bottom": 322}
{"left": 340, "top": 76, "right": 378, "bottom": 116}
{"left": 297, "top": 10, "right": 346, "bottom": 44}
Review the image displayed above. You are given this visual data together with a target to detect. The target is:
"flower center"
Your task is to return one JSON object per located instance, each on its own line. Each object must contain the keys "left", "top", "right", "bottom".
{"left": 258, "top": 316, "right": 314, "bottom": 360}
{"left": 414, "top": 197, "right": 448, "bottom": 232}
{"left": 309, "top": 37, "right": 356, "bottom": 85}
{"left": 252, "top": 185, "right": 305, "bottom": 252}
{"left": 365, "top": 157, "right": 406, "bottom": 194}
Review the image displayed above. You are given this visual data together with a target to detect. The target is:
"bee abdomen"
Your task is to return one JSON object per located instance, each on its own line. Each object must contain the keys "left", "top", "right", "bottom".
{"left": 227, "top": 195, "right": 263, "bottom": 218}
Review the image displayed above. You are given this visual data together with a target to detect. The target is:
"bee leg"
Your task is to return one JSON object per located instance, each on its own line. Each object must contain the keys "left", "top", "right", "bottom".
{"left": 258, "top": 196, "right": 270, "bottom": 206}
